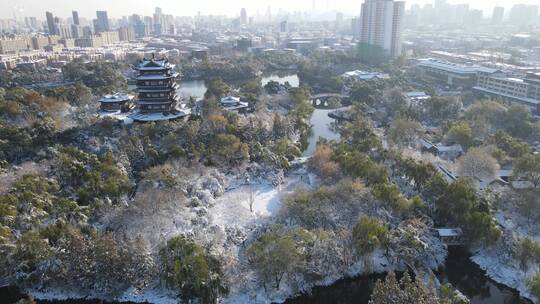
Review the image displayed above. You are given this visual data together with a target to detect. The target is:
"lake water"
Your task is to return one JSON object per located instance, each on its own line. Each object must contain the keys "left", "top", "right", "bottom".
{"left": 437, "top": 247, "right": 530, "bottom": 304}
{"left": 1, "top": 247, "right": 530, "bottom": 304}
{"left": 177, "top": 80, "right": 207, "bottom": 100}
{"left": 303, "top": 108, "right": 342, "bottom": 157}
{"left": 285, "top": 247, "right": 531, "bottom": 304}
{"left": 131, "top": 73, "right": 299, "bottom": 101}
{"left": 261, "top": 73, "right": 300, "bottom": 88}
{"left": 130, "top": 80, "right": 208, "bottom": 100}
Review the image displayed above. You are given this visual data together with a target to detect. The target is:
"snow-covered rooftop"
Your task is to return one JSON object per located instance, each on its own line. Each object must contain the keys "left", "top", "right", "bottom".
{"left": 436, "top": 144, "right": 463, "bottom": 153}
{"left": 98, "top": 93, "right": 134, "bottom": 103}
{"left": 342, "top": 70, "right": 390, "bottom": 81}
{"left": 220, "top": 96, "right": 249, "bottom": 111}
{"left": 129, "top": 107, "right": 191, "bottom": 122}
{"left": 134, "top": 57, "right": 176, "bottom": 71}
{"left": 220, "top": 96, "right": 241, "bottom": 104}
{"left": 436, "top": 228, "right": 463, "bottom": 237}
{"left": 135, "top": 73, "right": 179, "bottom": 80}
{"left": 473, "top": 86, "right": 540, "bottom": 106}
{"left": 417, "top": 58, "right": 499, "bottom": 75}
{"left": 406, "top": 91, "right": 430, "bottom": 99}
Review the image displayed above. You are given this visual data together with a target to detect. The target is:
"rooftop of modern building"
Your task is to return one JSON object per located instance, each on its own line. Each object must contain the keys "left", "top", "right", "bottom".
{"left": 490, "top": 76, "right": 526, "bottom": 83}
{"left": 405, "top": 91, "right": 430, "bottom": 98}
{"left": 416, "top": 58, "right": 499, "bottom": 74}
{"left": 342, "top": 70, "right": 390, "bottom": 80}
{"left": 473, "top": 86, "right": 540, "bottom": 106}
{"left": 526, "top": 72, "right": 540, "bottom": 80}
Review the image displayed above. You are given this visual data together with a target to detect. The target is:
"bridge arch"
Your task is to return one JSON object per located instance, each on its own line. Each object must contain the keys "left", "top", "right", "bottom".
{"left": 310, "top": 93, "right": 349, "bottom": 108}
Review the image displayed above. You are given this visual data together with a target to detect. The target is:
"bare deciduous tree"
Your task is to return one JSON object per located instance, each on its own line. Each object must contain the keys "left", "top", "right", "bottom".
{"left": 248, "top": 184, "right": 256, "bottom": 213}
{"left": 457, "top": 147, "right": 500, "bottom": 181}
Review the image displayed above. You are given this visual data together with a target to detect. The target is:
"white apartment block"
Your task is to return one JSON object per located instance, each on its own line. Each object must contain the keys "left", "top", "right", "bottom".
{"left": 416, "top": 58, "right": 498, "bottom": 88}
{"left": 415, "top": 58, "right": 540, "bottom": 115}
{"left": 360, "top": 0, "right": 405, "bottom": 57}
{"left": 474, "top": 71, "right": 540, "bottom": 115}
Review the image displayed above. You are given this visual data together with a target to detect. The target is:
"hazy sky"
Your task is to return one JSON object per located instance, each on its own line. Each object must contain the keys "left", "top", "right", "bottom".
{"left": 3, "top": 0, "right": 540, "bottom": 19}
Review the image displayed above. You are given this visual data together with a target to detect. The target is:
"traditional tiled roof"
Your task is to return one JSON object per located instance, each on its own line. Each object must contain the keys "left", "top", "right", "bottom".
{"left": 98, "top": 93, "right": 134, "bottom": 103}
{"left": 134, "top": 57, "right": 176, "bottom": 71}
{"left": 136, "top": 73, "right": 179, "bottom": 80}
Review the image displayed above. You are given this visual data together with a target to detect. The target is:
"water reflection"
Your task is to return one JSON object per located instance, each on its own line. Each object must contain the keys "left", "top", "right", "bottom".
{"left": 285, "top": 247, "right": 531, "bottom": 304}
{"left": 303, "top": 109, "right": 342, "bottom": 157}
{"left": 285, "top": 273, "right": 387, "bottom": 304}
{"left": 437, "top": 247, "right": 530, "bottom": 304}
{"left": 130, "top": 74, "right": 297, "bottom": 101}
{"left": 177, "top": 79, "right": 208, "bottom": 100}
{"left": 261, "top": 73, "right": 300, "bottom": 88}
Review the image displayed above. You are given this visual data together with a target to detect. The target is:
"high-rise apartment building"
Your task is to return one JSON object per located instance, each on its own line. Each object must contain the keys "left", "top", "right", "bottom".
{"left": 153, "top": 7, "right": 164, "bottom": 34}
{"left": 280, "top": 20, "right": 288, "bottom": 32}
{"left": 359, "top": 0, "right": 405, "bottom": 57}
{"left": 46, "top": 11, "right": 58, "bottom": 35}
{"left": 72, "top": 11, "right": 80, "bottom": 25}
{"left": 118, "top": 26, "right": 135, "bottom": 42}
{"left": 144, "top": 16, "right": 153, "bottom": 35}
{"left": 0, "top": 35, "right": 32, "bottom": 54}
{"left": 509, "top": 4, "right": 539, "bottom": 26}
{"left": 57, "top": 24, "right": 72, "bottom": 39}
{"left": 95, "top": 10, "right": 110, "bottom": 32}
{"left": 131, "top": 14, "right": 149, "bottom": 38}
{"left": 71, "top": 24, "right": 83, "bottom": 39}
{"left": 240, "top": 8, "right": 248, "bottom": 25}
{"left": 492, "top": 7, "right": 504, "bottom": 24}
{"left": 465, "top": 9, "right": 483, "bottom": 26}
{"left": 24, "top": 17, "right": 37, "bottom": 30}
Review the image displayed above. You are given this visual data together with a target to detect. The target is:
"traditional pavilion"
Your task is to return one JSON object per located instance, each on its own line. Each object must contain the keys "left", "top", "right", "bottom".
{"left": 98, "top": 93, "right": 135, "bottom": 113}
{"left": 220, "top": 96, "right": 249, "bottom": 112}
{"left": 129, "top": 56, "right": 191, "bottom": 122}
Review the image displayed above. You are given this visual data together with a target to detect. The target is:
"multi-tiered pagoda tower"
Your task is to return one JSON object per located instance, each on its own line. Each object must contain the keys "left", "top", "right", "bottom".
{"left": 130, "top": 56, "right": 190, "bottom": 122}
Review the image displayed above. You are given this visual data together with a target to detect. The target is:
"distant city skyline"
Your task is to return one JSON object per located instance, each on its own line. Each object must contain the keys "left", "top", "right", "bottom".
{"left": 3, "top": 0, "right": 540, "bottom": 20}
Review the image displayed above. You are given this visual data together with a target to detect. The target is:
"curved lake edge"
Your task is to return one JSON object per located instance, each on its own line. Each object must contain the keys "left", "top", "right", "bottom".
{"left": 1, "top": 246, "right": 531, "bottom": 304}
{"left": 285, "top": 246, "right": 533, "bottom": 304}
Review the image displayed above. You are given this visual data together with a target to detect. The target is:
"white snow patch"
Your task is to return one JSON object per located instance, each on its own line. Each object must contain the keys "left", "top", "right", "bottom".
{"left": 470, "top": 204, "right": 540, "bottom": 303}
{"left": 29, "top": 288, "right": 177, "bottom": 304}
{"left": 224, "top": 250, "right": 403, "bottom": 304}
{"left": 210, "top": 176, "right": 306, "bottom": 227}
{"left": 471, "top": 248, "right": 537, "bottom": 303}
{"left": 119, "top": 288, "right": 178, "bottom": 304}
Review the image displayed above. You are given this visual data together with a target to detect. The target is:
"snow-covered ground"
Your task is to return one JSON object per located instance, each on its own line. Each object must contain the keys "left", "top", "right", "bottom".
{"left": 210, "top": 172, "right": 310, "bottom": 224}
{"left": 30, "top": 288, "right": 178, "bottom": 304}
{"left": 28, "top": 168, "right": 310, "bottom": 304}
{"left": 471, "top": 207, "right": 540, "bottom": 303}
{"left": 373, "top": 125, "right": 539, "bottom": 303}
{"left": 225, "top": 249, "right": 397, "bottom": 304}
{"left": 226, "top": 243, "right": 446, "bottom": 304}
{"left": 23, "top": 108, "right": 453, "bottom": 303}
{"left": 471, "top": 248, "right": 536, "bottom": 302}
{"left": 211, "top": 183, "right": 282, "bottom": 226}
